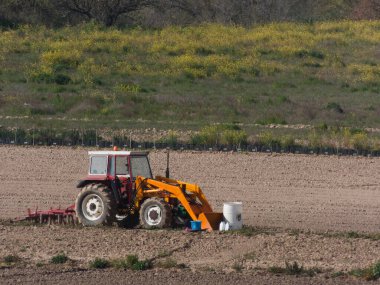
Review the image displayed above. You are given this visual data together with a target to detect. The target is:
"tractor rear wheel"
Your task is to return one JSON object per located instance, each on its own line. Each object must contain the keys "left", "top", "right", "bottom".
{"left": 75, "top": 183, "right": 116, "bottom": 226}
{"left": 139, "top": 198, "right": 172, "bottom": 229}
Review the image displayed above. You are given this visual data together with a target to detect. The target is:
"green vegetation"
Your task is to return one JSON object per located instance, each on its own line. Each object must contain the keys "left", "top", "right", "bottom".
{"left": 1, "top": 123, "right": 378, "bottom": 153}
{"left": 51, "top": 252, "right": 68, "bottom": 264}
{"left": 36, "top": 261, "right": 44, "bottom": 267}
{"left": 111, "top": 255, "right": 152, "bottom": 271}
{"left": 89, "top": 257, "right": 110, "bottom": 269}
{"left": 349, "top": 261, "right": 380, "bottom": 281}
{"left": 191, "top": 125, "right": 247, "bottom": 147}
{"left": 331, "top": 271, "right": 345, "bottom": 278}
{"left": 0, "top": 21, "right": 379, "bottom": 131}
{"left": 3, "top": 254, "right": 21, "bottom": 264}
{"left": 269, "top": 261, "right": 322, "bottom": 277}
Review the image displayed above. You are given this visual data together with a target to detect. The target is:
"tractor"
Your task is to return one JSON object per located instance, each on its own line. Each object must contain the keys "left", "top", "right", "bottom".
{"left": 69, "top": 149, "right": 222, "bottom": 230}
{"left": 21, "top": 149, "right": 222, "bottom": 230}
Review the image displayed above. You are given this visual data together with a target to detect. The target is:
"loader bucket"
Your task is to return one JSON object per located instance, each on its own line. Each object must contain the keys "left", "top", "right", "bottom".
{"left": 198, "top": 212, "right": 223, "bottom": 231}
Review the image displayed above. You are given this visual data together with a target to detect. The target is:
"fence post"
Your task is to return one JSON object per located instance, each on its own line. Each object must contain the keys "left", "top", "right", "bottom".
{"left": 153, "top": 128, "right": 156, "bottom": 149}
{"left": 129, "top": 131, "right": 132, "bottom": 149}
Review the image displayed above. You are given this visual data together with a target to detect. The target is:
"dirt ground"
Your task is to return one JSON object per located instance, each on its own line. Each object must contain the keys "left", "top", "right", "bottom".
{"left": 0, "top": 146, "right": 379, "bottom": 284}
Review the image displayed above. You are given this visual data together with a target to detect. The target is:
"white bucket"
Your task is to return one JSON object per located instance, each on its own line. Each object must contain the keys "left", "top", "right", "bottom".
{"left": 223, "top": 202, "right": 243, "bottom": 230}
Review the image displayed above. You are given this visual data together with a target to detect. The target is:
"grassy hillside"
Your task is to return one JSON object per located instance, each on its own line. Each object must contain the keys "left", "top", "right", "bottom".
{"left": 0, "top": 21, "right": 380, "bottom": 130}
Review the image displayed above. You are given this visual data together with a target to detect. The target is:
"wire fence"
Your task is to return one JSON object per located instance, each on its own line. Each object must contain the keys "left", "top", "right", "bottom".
{"left": 0, "top": 128, "right": 379, "bottom": 157}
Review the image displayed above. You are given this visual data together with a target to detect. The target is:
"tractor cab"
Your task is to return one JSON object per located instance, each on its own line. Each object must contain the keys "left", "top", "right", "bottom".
{"left": 77, "top": 151, "right": 153, "bottom": 212}
{"left": 87, "top": 150, "right": 152, "bottom": 180}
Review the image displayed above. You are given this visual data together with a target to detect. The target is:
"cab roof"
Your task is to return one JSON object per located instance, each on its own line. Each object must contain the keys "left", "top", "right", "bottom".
{"left": 88, "top": 151, "right": 149, "bottom": 156}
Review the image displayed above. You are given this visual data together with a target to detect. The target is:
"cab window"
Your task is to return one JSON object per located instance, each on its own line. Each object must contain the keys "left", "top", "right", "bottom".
{"left": 130, "top": 156, "right": 152, "bottom": 178}
{"left": 116, "top": 156, "right": 129, "bottom": 176}
{"left": 90, "top": 156, "right": 107, "bottom": 175}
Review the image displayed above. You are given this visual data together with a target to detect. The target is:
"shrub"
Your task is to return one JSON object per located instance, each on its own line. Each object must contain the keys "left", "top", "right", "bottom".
{"left": 350, "top": 132, "right": 370, "bottom": 150}
{"left": 54, "top": 74, "right": 71, "bottom": 85}
{"left": 350, "top": 261, "right": 380, "bottom": 281}
{"left": 195, "top": 47, "right": 214, "bottom": 56}
{"left": 280, "top": 135, "right": 295, "bottom": 149}
{"left": 221, "top": 129, "right": 247, "bottom": 147}
{"left": 269, "top": 261, "right": 321, "bottom": 277}
{"left": 116, "top": 83, "right": 141, "bottom": 94}
{"left": 51, "top": 253, "right": 68, "bottom": 264}
{"left": 28, "top": 71, "right": 54, "bottom": 83}
{"left": 277, "top": 95, "right": 291, "bottom": 103}
{"left": 126, "top": 255, "right": 139, "bottom": 267}
{"left": 160, "top": 130, "right": 178, "bottom": 146}
{"left": 112, "top": 255, "right": 151, "bottom": 271}
{"left": 308, "top": 130, "right": 324, "bottom": 149}
{"left": 347, "top": 231, "right": 360, "bottom": 238}
{"left": 257, "top": 132, "right": 281, "bottom": 148}
{"left": 131, "top": 259, "right": 152, "bottom": 271}
{"left": 89, "top": 258, "right": 110, "bottom": 269}
{"left": 309, "top": 50, "right": 325, "bottom": 59}
{"left": 294, "top": 49, "right": 324, "bottom": 59}
{"left": 331, "top": 271, "right": 345, "bottom": 278}
{"left": 326, "top": 102, "right": 344, "bottom": 113}
{"left": 284, "top": 261, "right": 304, "bottom": 275}
{"left": 190, "top": 133, "right": 204, "bottom": 146}
{"left": 4, "top": 255, "right": 20, "bottom": 264}
{"left": 199, "top": 125, "right": 220, "bottom": 146}
{"left": 41, "top": 50, "right": 81, "bottom": 70}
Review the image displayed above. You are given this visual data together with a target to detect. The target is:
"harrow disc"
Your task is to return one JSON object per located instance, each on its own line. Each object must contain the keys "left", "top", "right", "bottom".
{"left": 15, "top": 205, "right": 77, "bottom": 225}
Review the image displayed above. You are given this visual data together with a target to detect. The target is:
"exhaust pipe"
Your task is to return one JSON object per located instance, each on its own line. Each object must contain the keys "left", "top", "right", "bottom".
{"left": 165, "top": 150, "right": 170, "bottom": 178}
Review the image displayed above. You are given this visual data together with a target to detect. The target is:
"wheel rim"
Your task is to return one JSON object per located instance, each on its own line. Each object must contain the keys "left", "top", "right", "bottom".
{"left": 81, "top": 194, "right": 104, "bottom": 221}
{"left": 145, "top": 205, "right": 162, "bottom": 226}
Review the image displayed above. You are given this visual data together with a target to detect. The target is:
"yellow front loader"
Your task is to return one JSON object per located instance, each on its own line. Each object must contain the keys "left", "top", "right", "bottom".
{"left": 135, "top": 176, "right": 223, "bottom": 231}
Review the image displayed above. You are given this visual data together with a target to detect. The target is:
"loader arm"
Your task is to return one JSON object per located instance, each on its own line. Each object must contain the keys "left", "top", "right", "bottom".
{"left": 135, "top": 176, "right": 222, "bottom": 231}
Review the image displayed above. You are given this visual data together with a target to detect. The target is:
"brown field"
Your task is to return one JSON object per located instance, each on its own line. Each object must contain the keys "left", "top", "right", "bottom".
{"left": 0, "top": 146, "right": 379, "bottom": 284}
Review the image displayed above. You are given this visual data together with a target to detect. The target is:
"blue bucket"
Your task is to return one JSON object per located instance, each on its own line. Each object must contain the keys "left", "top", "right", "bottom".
{"left": 190, "top": 220, "right": 202, "bottom": 231}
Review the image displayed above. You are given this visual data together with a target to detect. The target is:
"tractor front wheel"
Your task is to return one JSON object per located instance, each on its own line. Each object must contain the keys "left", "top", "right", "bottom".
{"left": 139, "top": 198, "right": 172, "bottom": 229}
{"left": 75, "top": 183, "right": 116, "bottom": 226}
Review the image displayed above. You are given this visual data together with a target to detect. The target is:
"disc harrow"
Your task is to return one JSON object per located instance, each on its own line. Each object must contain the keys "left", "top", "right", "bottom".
{"left": 16, "top": 205, "right": 77, "bottom": 225}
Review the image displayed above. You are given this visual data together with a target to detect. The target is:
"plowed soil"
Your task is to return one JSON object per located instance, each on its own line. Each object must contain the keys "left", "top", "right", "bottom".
{"left": 0, "top": 146, "right": 379, "bottom": 284}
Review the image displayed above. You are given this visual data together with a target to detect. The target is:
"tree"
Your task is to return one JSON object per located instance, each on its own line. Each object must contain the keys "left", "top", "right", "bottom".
{"left": 352, "top": 0, "right": 380, "bottom": 19}
{"left": 55, "top": 0, "right": 156, "bottom": 26}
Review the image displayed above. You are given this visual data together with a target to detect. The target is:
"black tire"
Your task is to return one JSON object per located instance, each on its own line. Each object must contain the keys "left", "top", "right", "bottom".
{"left": 75, "top": 183, "right": 116, "bottom": 226}
{"left": 139, "top": 198, "right": 172, "bottom": 229}
{"left": 117, "top": 212, "right": 140, "bottom": 229}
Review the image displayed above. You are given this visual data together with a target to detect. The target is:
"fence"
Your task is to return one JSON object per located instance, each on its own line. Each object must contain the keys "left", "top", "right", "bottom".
{"left": 0, "top": 127, "right": 379, "bottom": 157}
